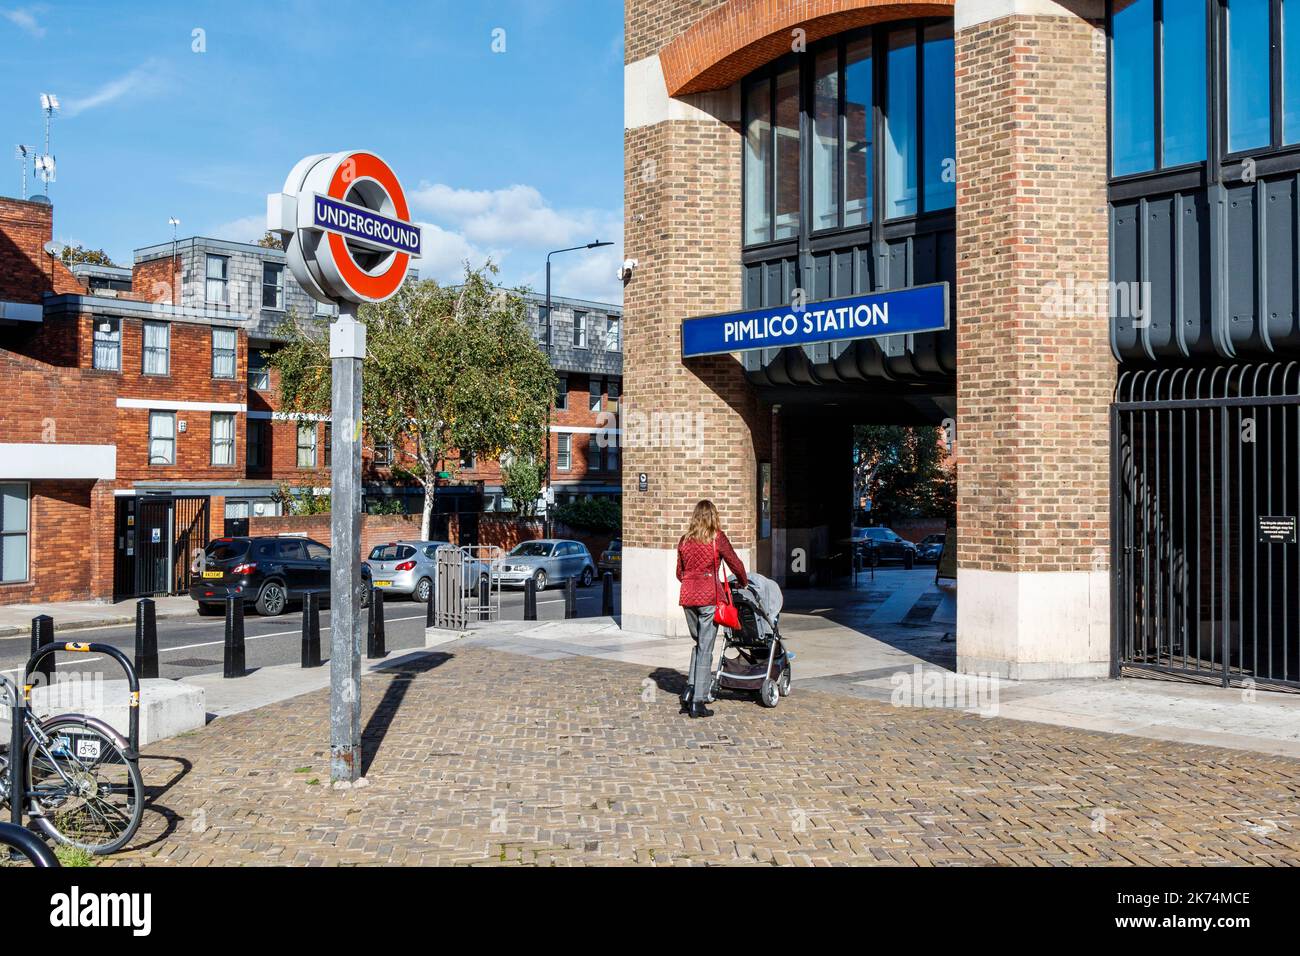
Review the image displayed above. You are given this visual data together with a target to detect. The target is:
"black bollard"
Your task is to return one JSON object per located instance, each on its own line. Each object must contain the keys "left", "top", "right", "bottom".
{"left": 367, "top": 586, "right": 387, "bottom": 659}
{"left": 564, "top": 578, "right": 577, "bottom": 619}
{"left": 223, "top": 597, "right": 246, "bottom": 678}
{"left": 301, "top": 591, "right": 322, "bottom": 668}
{"left": 524, "top": 576, "right": 537, "bottom": 621}
{"left": 425, "top": 575, "right": 435, "bottom": 628}
{"left": 134, "top": 598, "right": 159, "bottom": 679}
{"left": 30, "top": 615, "right": 54, "bottom": 685}
{"left": 601, "top": 572, "right": 614, "bottom": 616}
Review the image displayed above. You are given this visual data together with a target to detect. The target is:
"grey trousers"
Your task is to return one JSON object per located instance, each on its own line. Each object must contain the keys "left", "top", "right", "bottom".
{"left": 682, "top": 606, "right": 717, "bottom": 703}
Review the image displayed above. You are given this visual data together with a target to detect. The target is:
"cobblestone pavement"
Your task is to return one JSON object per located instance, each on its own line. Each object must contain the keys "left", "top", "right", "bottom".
{"left": 110, "top": 647, "right": 1300, "bottom": 866}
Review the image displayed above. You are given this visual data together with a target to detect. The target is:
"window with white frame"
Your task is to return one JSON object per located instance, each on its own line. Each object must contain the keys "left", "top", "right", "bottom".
{"left": 247, "top": 348, "right": 270, "bottom": 390}
{"left": 607, "top": 316, "right": 620, "bottom": 351}
{"left": 573, "top": 311, "right": 588, "bottom": 349}
{"left": 607, "top": 379, "right": 620, "bottom": 413}
{"left": 557, "top": 433, "right": 572, "bottom": 471}
{"left": 0, "top": 483, "right": 29, "bottom": 584}
{"left": 261, "top": 263, "right": 284, "bottom": 310}
{"left": 211, "top": 412, "right": 235, "bottom": 465}
{"left": 205, "top": 254, "right": 229, "bottom": 304}
{"left": 212, "top": 327, "right": 236, "bottom": 379}
{"left": 297, "top": 422, "right": 317, "bottom": 468}
{"left": 142, "top": 321, "right": 169, "bottom": 375}
{"left": 92, "top": 317, "right": 120, "bottom": 371}
{"left": 149, "top": 411, "right": 176, "bottom": 465}
{"left": 590, "top": 378, "right": 602, "bottom": 413}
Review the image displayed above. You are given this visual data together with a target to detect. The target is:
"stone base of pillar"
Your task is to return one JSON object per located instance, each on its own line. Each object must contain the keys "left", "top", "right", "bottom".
{"left": 621, "top": 545, "right": 753, "bottom": 638}
{"left": 956, "top": 568, "right": 1110, "bottom": 680}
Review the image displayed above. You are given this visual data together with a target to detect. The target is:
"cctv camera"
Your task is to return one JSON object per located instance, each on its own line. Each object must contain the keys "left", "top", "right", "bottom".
{"left": 617, "top": 258, "right": 638, "bottom": 283}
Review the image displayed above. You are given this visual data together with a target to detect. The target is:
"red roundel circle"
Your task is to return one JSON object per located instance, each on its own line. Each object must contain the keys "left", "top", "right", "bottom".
{"left": 325, "top": 151, "right": 412, "bottom": 302}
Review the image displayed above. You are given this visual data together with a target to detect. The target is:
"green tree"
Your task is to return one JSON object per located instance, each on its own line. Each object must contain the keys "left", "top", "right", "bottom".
{"left": 270, "top": 264, "right": 555, "bottom": 539}
{"left": 256, "top": 231, "right": 285, "bottom": 250}
{"left": 854, "top": 425, "right": 955, "bottom": 524}
{"left": 500, "top": 455, "right": 544, "bottom": 517}
{"left": 59, "top": 244, "right": 116, "bottom": 267}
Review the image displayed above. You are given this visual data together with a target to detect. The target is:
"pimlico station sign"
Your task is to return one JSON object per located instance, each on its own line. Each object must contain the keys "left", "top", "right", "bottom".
{"left": 680, "top": 282, "right": 949, "bottom": 358}
{"left": 267, "top": 151, "right": 422, "bottom": 784}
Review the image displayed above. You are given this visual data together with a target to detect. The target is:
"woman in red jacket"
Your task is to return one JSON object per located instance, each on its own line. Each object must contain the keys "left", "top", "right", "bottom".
{"left": 676, "top": 499, "right": 748, "bottom": 718}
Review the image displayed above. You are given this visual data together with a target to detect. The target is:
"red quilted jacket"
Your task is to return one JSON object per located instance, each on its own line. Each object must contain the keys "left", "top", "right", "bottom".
{"left": 676, "top": 531, "right": 748, "bottom": 607}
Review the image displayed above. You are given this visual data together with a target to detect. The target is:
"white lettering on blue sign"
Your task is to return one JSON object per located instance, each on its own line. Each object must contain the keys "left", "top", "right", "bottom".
{"left": 312, "top": 195, "right": 422, "bottom": 256}
{"left": 681, "top": 284, "right": 948, "bottom": 358}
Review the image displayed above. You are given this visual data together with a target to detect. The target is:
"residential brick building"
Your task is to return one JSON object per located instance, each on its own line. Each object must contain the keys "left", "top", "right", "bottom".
{"left": 0, "top": 202, "right": 621, "bottom": 604}
{"left": 624, "top": 0, "right": 1300, "bottom": 691}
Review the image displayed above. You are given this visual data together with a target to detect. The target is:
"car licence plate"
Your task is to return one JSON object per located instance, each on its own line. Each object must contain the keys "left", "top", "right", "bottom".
{"left": 375, "top": 580, "right": 392, "bottom": 587}
{"left": 202, "top": 571, "right": 223, "bottom": 579}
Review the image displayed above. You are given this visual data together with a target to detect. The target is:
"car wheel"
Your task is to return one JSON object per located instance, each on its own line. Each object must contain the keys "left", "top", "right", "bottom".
{"left": 580, "top": 566, "right": 594, "bottom": 587}
{"left": 255, "top": 581, "right": 287, "bottom": 616}
{"left": 413, "top": 577, "right": 432, "bottom": 603}
{"left": 196, "top": 602, "right": 222, "bottom": 617}
{"left": 532, "top": 569, "right": 547, "bottom": 591}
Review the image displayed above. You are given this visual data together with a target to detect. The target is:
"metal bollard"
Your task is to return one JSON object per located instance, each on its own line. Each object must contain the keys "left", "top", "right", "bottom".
{"left": 367, "top": 586, "right": 386, "bottom": 659}
{"left": 29, "top": 615, "right": 54, "bottom": 686}
{"left": 524, "top": 576, "right": 537, "bottom": 621}
{"left": 601, "top": 572, "right": 614, "bottom": 616}
{"left": 223, "top": 597, "right": 246, "bottom": 678}
{"left": 9, "top": 686, "right": 22, "bottom": 828}
{"left": 425, "top": 575, "right": 435, "bottom": 628}
{"left": 301, "top": 591, "right": 322, "bottom": 668}
{"left": 564, "top": 578, "right": 577, "bottom": 619}
{"left": 134, "top": 598, "right": 159, "bottom": 679}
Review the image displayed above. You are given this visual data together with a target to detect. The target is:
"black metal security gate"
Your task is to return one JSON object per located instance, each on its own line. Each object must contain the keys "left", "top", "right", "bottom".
{"left": 113, "top": 495, "right": 211, "bottom": 599}
{"left": 1113, "top": 364, "right": 1300, "bottom": 690}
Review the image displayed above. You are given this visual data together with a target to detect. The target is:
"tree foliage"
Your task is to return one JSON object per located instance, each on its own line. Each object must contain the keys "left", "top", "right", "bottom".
{"left": 500, "top": 455, "right": 544, "bottom": 517}
{"left": 854, "top": 425, "right": 955, "bottom": 524}
{"left": 59, "top": 244, "right": 116, "bottom": 267}
{"left": 270, "top": 263, "right": 555, "bottom": 537}
{"left": 256, "top": 231, "right": 285, "bottom": 250}
{"left": 553, "top": 498, "right": 621, "bottom": 535}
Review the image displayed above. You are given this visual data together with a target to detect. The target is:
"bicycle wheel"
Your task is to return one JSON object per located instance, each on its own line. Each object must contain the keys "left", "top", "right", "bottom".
{"left": 25, "top": 714, "right": 143, "bottom": 855}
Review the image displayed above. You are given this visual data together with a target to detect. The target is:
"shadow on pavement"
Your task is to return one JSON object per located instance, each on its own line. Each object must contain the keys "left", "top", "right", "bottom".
{"left": 132, "top": 753, "right": 192, "bottom": 852}
{"left": 360, "top": 652, "right": 452, "bottom": 776}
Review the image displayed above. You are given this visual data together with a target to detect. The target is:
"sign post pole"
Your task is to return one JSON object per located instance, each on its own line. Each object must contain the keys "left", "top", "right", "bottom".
{"left": 329, "top": 305, "right": 365, "bottom": 783}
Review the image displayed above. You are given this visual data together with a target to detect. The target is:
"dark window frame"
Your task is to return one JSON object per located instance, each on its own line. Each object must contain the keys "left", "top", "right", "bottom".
{"left": 92, "top": 316, "right": 121, "bottom": 371}
{"left": 248, "top": 419, "right": 268, "bottom": 470}
{"left": 261, "top": 262, "right": 285, "bottom": 310}
{"left": 210, "top": 411, "right": 236, "bottom": 467}
{"left": 141, "top": 320, "right": 170, "bottom": 376}
{"left": 212, "top": 326, "right": 237, "bottom": 380}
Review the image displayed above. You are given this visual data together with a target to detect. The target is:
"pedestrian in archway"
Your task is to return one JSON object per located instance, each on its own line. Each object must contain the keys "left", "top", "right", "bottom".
{"left": 676, "top": 500, "right": 748, "bottom": 718}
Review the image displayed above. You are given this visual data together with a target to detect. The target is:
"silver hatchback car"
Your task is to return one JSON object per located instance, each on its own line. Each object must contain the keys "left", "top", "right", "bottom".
{"left": 493, "top": 539, "right": 596, "bottom": 590}
{"left": 362, "top": 540, "right": 488, "bottom": 602}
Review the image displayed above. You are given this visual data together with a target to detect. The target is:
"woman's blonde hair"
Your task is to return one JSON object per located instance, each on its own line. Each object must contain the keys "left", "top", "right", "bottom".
{"left": 684, "top": 500, "right": 722, "bottom": 543}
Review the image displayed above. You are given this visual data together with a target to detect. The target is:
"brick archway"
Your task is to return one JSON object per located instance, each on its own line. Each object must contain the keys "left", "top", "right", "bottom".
{"left": 659, "top": 0, "right": 955, "bottom": 96}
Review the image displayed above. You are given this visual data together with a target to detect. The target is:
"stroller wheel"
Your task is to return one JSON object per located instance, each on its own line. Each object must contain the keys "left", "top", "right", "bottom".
{"left": 759, "top": 678, "right": 779, "bottom": 708}
{"left": 778, "top": 667, "right": 792, "bottom": 697}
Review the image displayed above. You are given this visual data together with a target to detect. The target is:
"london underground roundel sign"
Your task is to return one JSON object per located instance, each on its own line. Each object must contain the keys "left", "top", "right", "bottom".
{"left": 267, "top": 150, "right": 422, "bottom": 304}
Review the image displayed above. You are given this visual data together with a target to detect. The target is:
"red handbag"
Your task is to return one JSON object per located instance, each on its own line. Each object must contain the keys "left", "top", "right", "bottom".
{"left": 712, "top": 537, "right": 741, "bottom": 630}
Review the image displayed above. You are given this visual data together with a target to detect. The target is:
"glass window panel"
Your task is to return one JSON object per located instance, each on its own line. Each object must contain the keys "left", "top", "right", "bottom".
{"left": 1, "top": 484, "right": 28, "bottom": 533}
{"left": 149, "top": 412, "right": 174, "bottom": 465}
{"left": 774, "top": 67, "right": 801, "bottom": 240}
{"left": 1227, "top": 0, "right": 1273, "bottom": 152}
{"left": 922, "top": 22, "right": 956, "bottom": 211}
{"left": 143, "top": 321, "right": 169, "bottom": 375}
{"left": 1162, "top": 2, "right": 1207, "bottom": 165}
{"left": 844, "top": 37, "right": 873, "bottom": 227}
{"left": 1286, "top": 0, "right": 1300, "bottom": 142}
{"left": 213, "top": 327, "right": 236, "bottom": 379}
{"left": 744, "top": 79, "right": 772, "bottom": 244}
{"left": 812, "top": 47, "right": 839, "bottom": 231}
{"left": 1112, "top": 0, "right": 1156, "bottom": 175}
{"left": 261, "top": 263, "right": 283, "bottom": 309}
{"left": 297, "top": 423, "right": 317, "bottom": 468}
{"left": 92, "top": 317, "right": 120, "bottom": 371}
{"left": 885, "top": 29, "right": 918, "bottom": 218}
{"left": 2, "top": 534, "right": 26, "bottom": 583}
{"left": 212, "top": 413, "right": 235, "bottom": 465}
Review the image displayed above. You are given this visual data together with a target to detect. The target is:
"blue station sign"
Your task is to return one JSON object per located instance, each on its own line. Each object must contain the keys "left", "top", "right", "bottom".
{"left": 680, "top": 282, "right": 949, "bottom": 358}
{"left": 312, "top": 193, "right": 423, "bottom": 257}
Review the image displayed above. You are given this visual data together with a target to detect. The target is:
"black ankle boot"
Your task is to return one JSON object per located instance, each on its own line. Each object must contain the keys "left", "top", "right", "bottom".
{"left": 679, "top": 696, "right": 691, "bottom": 714}
{"left": 689, "top": 701, "right": 714, "bottom": 718}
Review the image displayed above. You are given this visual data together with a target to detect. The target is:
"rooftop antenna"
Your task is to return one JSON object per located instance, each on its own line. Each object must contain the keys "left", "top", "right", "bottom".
{"left": 168, "top": 216, "right": 181, "bottom": 285}
{"left": 36, "top": 93, "right": 59, "bottom": 196}
{"left": 14, "top": 145, "right": 34, "bottom": 200}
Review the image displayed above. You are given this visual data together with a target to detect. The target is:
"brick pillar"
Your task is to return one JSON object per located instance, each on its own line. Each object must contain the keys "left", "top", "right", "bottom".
{"left": 954, "top": 0, "right": 1113, "bottom": 678}
{"left": 622, "top": 0, "right": 769, "bottom": 636}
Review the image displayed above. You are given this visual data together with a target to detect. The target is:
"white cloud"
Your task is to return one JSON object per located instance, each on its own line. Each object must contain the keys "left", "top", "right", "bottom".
{"left": 410, "top": 221, "right": 494, "bottom": 284}
{"left": 2, "top": 6, "right": 46, "bottom": 38}
{"left": 210, "top": 214, "right": 267, "bottom": 245}
{"left": 64, "top": 59, "right": 166, "bottom": 117}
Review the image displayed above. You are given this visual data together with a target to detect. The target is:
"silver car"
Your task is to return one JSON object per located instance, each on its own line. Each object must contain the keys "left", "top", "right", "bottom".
{"left": 362, "top": 540, "right": 488, "bottom": 602}
{"left": 493, "top": 539, "right": 595, "bottom": 590}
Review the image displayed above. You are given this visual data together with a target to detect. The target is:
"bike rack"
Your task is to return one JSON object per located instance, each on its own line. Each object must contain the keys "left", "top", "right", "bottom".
{"left": 23, "top": 641, "right": 141, "bottom": 756}
{"left": 0, "top": 821, "right": 59, "bottom": 866}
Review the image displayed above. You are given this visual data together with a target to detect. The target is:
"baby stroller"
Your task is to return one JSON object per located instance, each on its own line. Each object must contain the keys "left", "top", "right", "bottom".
{"left": 710, "top": 571, "right": 792, "bottom": 708}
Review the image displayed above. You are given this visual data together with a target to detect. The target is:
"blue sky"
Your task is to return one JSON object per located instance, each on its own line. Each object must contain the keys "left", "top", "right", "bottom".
{"left": 0, "top": 0, "right": 626, "bottom": 302}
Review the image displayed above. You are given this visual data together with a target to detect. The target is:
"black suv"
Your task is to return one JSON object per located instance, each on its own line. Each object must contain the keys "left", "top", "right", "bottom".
{"left": 191, "top": 536, "right": 331, "bottom": 617}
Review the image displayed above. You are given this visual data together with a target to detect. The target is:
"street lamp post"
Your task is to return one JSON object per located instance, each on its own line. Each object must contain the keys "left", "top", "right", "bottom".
{"left": 542, "top": 241, "right": 613, "bottom": 533}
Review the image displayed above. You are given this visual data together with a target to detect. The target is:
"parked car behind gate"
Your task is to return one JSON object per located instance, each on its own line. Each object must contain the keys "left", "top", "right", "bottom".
{"left": 917, "top": 533, "right": 946, "bottom": 564}
{"left": 361, "top": 540, "right": 490, "bottom": 601}
{"left": 852, "top": 527, "right": 917, "bottom": 569}
{"left": 493, "top": 539, "right": 595, "bottom": 590}
{"left": 191, "top": 536, "right": 331, "bottom": 617}
{"left": 598, "top": 539, "right": 622, "bottom": 577}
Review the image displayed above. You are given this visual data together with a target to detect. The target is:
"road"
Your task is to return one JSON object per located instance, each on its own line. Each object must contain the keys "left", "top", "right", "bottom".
{"left": 0, "top": 581, "right": 620, "bottom": 683}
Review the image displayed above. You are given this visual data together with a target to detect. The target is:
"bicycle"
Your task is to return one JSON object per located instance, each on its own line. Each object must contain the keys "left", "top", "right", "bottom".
{"left": 0, "top": 669, "right": 144, "bottom": 856}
